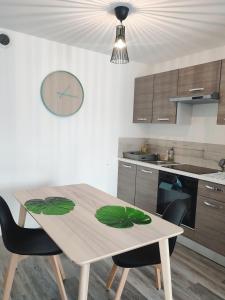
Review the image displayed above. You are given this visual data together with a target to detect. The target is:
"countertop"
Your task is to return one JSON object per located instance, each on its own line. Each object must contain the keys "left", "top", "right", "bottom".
{"left": 118, "top": 157, "right": 225, "bottom": 186}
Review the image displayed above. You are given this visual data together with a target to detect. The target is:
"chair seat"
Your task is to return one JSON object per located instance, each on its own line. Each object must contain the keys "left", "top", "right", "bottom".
{"left": 113, "top": 242, "right": 161, "bottom": 268}
{"left": 5, "top": 227, "right": 62, "bottom": 256}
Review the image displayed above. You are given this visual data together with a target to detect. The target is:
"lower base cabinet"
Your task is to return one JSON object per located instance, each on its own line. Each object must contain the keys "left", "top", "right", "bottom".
{"left": 117, "top": 161, "right": 136, "bottom": 205}
{"left": 181, "top": 226, "right": 196, "bottom": 240}
{"left": 135, "top": 166, "right": 158, "bottom": 213}
{"left": 117, "top": 162, "right": 158, "bottom": 214}
{"left": 117, "top": 163, "right": 225, "bottom": 257}
{"left": 193, "top": 195, "right": 225, "bottom": 256}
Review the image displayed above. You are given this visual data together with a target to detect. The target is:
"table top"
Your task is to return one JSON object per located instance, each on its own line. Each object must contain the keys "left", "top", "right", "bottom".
{"left": 15, "top": 184, "right": 183, "bottom": 266}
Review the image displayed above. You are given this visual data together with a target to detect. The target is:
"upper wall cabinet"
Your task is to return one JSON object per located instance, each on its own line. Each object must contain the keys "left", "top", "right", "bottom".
{"left": 133, "top": 75, "right": 154, "bottom": 123}
{"left": 152, "top": 70, "right": 178, "bottom": 124}
{"left": 133, "top": 60, "right": 225, "bottom": 125}
{"left": 217, "top": 59, "right": 225, "bottom": 125}
{"left": 178, "top": 61, "right": 221, "bottom": 97}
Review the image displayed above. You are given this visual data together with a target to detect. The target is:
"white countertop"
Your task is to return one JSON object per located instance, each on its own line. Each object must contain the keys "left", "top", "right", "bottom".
{"left": 118, "top": 157, "right": 225, "bottom": 186}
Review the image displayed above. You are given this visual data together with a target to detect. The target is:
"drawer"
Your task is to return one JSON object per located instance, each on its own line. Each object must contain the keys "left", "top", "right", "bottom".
{"left": 194, "top": 196, "right": 225, "bottom": 256}
{"left": 136, "top": 165, "right": 159, "bottom": 177}
{"left": 198, "top": 180, "right": 225, "bottom": 203}
{"left": 118, "top": 161, "right": 136, "bottom": 171}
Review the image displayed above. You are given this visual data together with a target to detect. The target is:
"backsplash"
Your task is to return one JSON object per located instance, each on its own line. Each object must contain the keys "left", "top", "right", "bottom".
{"left": 118, "top": 137, "right": 225, "bottom": 170}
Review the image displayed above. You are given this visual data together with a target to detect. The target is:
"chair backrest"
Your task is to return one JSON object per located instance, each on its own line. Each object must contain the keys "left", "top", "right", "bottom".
{"left": 0, "top": 196, "right": 18, "bottom": 249}
{"left": 162, "top": 198, "right": 190, "bottom": 255}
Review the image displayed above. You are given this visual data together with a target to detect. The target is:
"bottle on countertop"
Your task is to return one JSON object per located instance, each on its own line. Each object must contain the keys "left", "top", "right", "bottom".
{"left": 140, "top": 142, "right": 150, "bottom": 154}
{"left": 168, "top": 147, "right": 175, "bottom": 162}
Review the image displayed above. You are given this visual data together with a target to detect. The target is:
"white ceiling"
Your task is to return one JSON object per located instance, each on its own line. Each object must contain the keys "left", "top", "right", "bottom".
{"left": 1, "top": 0, "right": 225, "bottom": 64}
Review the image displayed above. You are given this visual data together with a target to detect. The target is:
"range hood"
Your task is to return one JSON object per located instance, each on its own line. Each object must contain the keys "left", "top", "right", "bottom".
{"left": 169, "top": 92, "right": 219, "bottom": 104}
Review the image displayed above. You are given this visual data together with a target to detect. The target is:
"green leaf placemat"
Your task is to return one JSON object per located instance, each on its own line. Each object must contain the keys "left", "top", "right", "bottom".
{"left": 25, "top": 197, "right": 75, "bottom": 215}
{"left": 95, "top": 205, "right": 152, "bottom": 228}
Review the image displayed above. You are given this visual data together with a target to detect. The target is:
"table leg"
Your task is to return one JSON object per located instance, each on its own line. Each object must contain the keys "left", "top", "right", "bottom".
{"left": 159, "top": 238, "right": 173, "bottom": 300}
{"left": 18, "top": 205, "right": 27, "bottom": 227}
{"left": 78, "top": 264, "right": 90, "bottom": 300}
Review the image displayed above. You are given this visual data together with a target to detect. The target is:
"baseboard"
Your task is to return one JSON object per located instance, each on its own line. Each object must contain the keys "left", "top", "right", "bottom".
{"left": 178, "top": 236, "right": 225, "bottom": 268}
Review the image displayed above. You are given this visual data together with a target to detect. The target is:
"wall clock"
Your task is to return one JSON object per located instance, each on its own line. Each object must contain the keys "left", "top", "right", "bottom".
{"left": 40, "top": 71, "right": 84, "bottom": 116}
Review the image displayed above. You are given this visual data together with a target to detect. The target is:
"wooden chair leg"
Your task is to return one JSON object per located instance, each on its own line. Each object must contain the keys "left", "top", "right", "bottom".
{"left": 55, "top": 255, "right": 66, "bottom": 280}
{"left": 114, "top": 268, "right": 130, "bottom": 300}
{"left": 106, "top": 264, "right": 118, "bottom": 290}
{"left": 3, "top": 254, "right": 19, "bottom": 300}
{"left": 49, "top": 256, "right": 68, "bottom": 300}
{"left": 18, "top": 205, "right": 27, "bottom": 227}
{"left": 154, "top": 264, "right": 162, "bottom": 290}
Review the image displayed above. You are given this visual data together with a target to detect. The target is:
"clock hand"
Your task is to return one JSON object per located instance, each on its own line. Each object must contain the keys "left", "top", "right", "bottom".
{"left": 62, "top": 85, "right": 70, "bottom": 94}
{"left": 57, "top": 85, "right": 71, "bottom": 98}
{"left": 57, "top": 92, "right": 78, "bottom": 99}
{"left": 62, "top": 93, "right": 78, "bottom": 98}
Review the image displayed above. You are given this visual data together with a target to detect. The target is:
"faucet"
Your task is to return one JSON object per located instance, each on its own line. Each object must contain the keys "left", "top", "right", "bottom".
{"left": 218, "top": 159, "right": 225, "bottom": 171}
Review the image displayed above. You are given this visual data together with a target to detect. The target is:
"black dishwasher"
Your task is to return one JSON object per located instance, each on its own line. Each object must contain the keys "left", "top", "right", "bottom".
{"left": 157, "top": 170, "right": 198, "bottom": 229}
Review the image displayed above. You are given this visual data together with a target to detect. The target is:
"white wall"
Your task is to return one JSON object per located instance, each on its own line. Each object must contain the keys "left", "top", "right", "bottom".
{"left": 0, "top": 28, "right": 149, "bottom": 227}
{"left": 133, "top": 45, "right": 225, "bottom": 145}
{"left": 2, "top": 28, "right": 225, "bottom": 228}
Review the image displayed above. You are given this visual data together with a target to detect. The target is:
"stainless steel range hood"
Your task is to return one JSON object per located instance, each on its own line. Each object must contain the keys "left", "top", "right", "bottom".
{"left": 169, "top": 92, "right": 219, "bottom": 104}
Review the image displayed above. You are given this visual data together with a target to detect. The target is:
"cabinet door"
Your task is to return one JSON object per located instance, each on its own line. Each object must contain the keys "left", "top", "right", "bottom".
{"left": 198, "top": 180, "right": 225, "bottom": 203}
{"left": 178, "top": 61, "right": 221, "bottom": 97}
{"left": 133, "top": 75, "right": 153, "bottom": 123}
{"left": 117, "top": 162, "right": 136, "bottom": 205}
{"left": 194, "top": 196, "right": 225, "bottom": 256}
{"left": 135, "top": 166, "right": 159, "bottom": 213}
{"left": 217, "top": 59, "right": 225, "bottom": 125}
{"left": 152, "top": 70, "right": 178, "bottom": 124}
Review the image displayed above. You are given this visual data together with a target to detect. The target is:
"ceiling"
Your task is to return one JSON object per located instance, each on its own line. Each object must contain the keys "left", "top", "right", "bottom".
{"left": 1, "top": 0, "right": 225, "bottom": 64}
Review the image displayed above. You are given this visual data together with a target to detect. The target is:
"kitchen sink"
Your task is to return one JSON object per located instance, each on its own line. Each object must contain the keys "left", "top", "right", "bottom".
{"left": 146, "top": 160, "right": 180, "bottom": 165}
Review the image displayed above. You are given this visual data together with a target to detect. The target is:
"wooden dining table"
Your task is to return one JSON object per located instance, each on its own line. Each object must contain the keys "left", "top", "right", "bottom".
{"left": 15, "top": 183, "right": 183, "bottom": 300}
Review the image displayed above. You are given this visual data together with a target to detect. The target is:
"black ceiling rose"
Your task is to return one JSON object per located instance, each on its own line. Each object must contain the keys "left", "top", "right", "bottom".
{"left": 115, "top": 6, "right": 129, "bottom": 22}
{"left": 0, "top": 34, "right": 10, "bottom": 46}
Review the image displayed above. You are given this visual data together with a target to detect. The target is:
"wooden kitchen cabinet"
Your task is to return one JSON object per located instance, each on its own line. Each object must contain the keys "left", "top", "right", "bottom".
{"left": 198, "top": 180, "right": 225, "bottom": 202}
{"left": 135, "top": 166, "right": 159, "bottom": 213}
{"left": 178, "top": 60, "right": 221, "bottom": 97}
{"left": 217, "top": 59, "right": 225, "bottom": 125}
{"left": 117, "top": 162, "right": 158, "bottom": 214}
{"left": 133, "top": 75, "right": 154, "bottom": 123}
{"left": 194, "top": 196, "right": 225, "bottom": 256}
{"left": 152, "top": 70, "right": 178, "bottom": 124}
{"left": 193, "top": 180, "right": 225, "bottom": 256}
{"left": 117, "top": 161, "right": 136, "bottom": 205}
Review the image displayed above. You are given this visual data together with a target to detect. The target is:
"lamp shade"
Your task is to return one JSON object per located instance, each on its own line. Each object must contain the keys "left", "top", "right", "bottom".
{"left": 110, "top": 25, "right": 129, "bottom": 64}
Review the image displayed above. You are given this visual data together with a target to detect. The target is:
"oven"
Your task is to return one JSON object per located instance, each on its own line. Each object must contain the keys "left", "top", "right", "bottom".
{"left": 157, "top": 170, "right": 198, "bottom": 229}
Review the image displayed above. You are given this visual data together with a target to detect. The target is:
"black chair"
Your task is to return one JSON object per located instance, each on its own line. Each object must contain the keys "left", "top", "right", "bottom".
{"left": 0, "top": 196, "right": 68, "bottom": 300}
{"left": 106, "top": 198, "right": 189, "bottom": 299}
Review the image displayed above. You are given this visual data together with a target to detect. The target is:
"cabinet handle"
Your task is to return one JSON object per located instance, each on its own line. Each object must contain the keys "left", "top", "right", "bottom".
{"left": 141, "top": 169, "right": 153, "bottom": 174}
{"left": 157, "top": 118, "right": 170, "bottom": 121}
{"left": 188, "top": 88, "right": 204, "bottom": 92}
{"left": 205, "top": 185, "right": 223, "bottom": 192}
{"left": 122, "top": 164, "right": 132, "bottom": 168}
{"left": 205, "top": 185, "right": 214, "bottom": 190}
{"left": 203, "top": 201, "right": 223, "bottom": 209}
{"left": 137, "top": 118, "right": 147, "bottom": 121}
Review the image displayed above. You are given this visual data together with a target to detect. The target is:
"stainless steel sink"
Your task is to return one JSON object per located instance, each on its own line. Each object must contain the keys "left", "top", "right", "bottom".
{"left": 146, "top": 160, "right": 180, "bottom": 165}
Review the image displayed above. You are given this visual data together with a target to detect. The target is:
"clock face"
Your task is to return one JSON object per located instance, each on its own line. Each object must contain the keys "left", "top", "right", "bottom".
{"left": 41, "top": 71, "right": 84, "bottom": 116}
